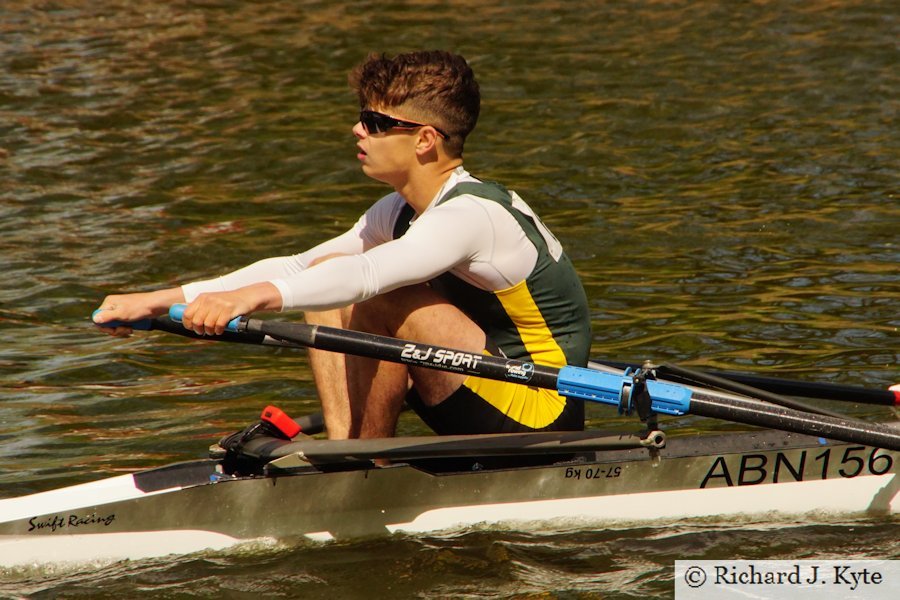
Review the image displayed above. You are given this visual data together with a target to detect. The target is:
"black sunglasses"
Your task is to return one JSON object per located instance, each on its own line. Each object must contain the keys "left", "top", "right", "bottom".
{"left": 359, "top": 110, "right": 450, "bottom": 140}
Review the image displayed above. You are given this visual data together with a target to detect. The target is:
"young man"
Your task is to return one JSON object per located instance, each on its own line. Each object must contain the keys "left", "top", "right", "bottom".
{"left": 94, "top": 51, "right": 591, "bottom": 440}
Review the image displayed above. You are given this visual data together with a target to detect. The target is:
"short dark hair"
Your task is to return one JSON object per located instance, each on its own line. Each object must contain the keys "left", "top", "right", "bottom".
{"left": 350, "top": 51, "right": 480, "bottom": 157}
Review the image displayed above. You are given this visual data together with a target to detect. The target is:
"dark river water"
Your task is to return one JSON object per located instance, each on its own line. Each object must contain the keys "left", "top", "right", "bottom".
{"left": 1, "top": 0, "right": 897, "bottom": 597}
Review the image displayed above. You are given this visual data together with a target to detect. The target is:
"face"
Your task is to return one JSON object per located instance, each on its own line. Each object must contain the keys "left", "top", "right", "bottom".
{"left": 353, "top": 108, "right": 440, "bottom": 186}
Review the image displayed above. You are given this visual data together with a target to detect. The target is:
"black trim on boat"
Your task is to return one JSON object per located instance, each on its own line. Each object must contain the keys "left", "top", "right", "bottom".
{"left": 133, "top": 460, "right": 222, "bottom": 493}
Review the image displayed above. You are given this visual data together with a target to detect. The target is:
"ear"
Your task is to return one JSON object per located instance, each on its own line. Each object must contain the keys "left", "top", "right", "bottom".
{"left": 414, "top": 127, "right": 441, "bottom": 156}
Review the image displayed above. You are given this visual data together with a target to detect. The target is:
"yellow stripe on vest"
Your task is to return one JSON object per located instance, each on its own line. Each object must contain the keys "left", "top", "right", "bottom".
{"left": 495, "top": 279, "right": 568, "bottom": 368}
{"left": 461, "top": 280, "right": 569, "bottom": 429}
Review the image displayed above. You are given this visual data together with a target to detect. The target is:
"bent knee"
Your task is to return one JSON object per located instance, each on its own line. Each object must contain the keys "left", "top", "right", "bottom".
{"left": 304, "top": 306, "right": 352, "bottom": 328}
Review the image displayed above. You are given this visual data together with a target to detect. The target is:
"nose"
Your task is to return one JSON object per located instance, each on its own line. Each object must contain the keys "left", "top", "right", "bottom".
{"left": 353, "top": 121, "right": 367, "bottom": 138}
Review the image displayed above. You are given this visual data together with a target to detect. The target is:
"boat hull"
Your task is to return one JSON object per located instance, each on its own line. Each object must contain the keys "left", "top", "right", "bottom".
{"left": 0, "top": 430, "right": 896, "bottom": 566}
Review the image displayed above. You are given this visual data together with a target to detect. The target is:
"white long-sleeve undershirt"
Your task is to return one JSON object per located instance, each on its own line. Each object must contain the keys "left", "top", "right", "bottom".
{"left": 181, "top": 168, "right": 548, "bottom": 312}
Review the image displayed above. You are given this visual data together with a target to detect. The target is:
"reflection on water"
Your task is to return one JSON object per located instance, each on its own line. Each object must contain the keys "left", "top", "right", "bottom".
{"left": 1, "top": 0, "right": 897, "bottom": 596}
{"left": 2, "top": 517, "right": 897, "bottom": 597}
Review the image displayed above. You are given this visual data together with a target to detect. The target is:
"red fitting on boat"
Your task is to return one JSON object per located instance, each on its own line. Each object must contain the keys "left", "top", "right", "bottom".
{"left": 890, "top": 384, "right": 900, "bottom": 406}
{"left": 260, "top": 405, "right": 302, "bottom": 438}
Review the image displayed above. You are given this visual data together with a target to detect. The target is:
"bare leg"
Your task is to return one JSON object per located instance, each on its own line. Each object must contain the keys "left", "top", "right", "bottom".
{"left": 304, "top": 307, "right": 354, "bottom": 439}
{"left": 305, "top": 284, "right": 485, "bottom": 439}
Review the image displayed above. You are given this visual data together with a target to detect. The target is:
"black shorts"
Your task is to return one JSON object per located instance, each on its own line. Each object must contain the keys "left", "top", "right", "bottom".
{"left": 406, "top": 377, "right": 584, "bottom": 436}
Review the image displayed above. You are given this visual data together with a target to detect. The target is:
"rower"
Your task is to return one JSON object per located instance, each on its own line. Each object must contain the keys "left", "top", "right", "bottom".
{"left": 93, "top": 51, "right": 592, "bottom": 441}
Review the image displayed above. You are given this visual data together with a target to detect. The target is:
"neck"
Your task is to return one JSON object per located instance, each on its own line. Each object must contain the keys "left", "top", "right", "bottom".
{"left": 396, "top": 158, "right": 463, "bottom": 214}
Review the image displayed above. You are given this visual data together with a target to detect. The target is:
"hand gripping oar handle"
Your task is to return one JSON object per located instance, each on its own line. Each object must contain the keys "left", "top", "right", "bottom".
{"left": 212, "top": 311, "right": 900, "bottom": 452}
{"left": 92, "top": 307, "right": 270, "bottom": 345}
{"left": 167, "top": 304, "right": 243, "bottom": 332}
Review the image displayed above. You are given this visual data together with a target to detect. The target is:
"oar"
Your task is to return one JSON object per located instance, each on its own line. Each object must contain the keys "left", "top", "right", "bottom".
{"left": 595, "top": 359, "right": 899, "bottom": 407}
{"left": 162, "top": 305, "right": 900, "bottom": 452}
{"left": 95, "top": 310, "right": 898, "bottom": 409}
{"left": 92, "top": 310, "right": 286, "bottom": 347}
{"left": 641, "top": 363, "right": 848, "bottom": 420}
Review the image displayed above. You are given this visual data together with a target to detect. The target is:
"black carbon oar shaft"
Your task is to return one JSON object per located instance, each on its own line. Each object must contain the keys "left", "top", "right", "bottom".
{"left": 597, "top": 359, "right": 898, "bottom": 406}
{"left": 658, "top": 363, "right": 850, "bottom": 420}
{"left": 243, "top": 318, "right": 900, "bottom": 451}
{"left": 248, "top": 318, "right": 562, "bottom": 390}
{"left": 689, "top": 390, "right": 900, "bottom": 450}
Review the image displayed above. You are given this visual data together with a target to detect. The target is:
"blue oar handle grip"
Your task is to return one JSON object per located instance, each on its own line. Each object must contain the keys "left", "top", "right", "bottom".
{"left": 91, "top": 309, "right": 153, "bottom": 331}
{"left": 168, "top": 304, "right": 243, "bottom": 333}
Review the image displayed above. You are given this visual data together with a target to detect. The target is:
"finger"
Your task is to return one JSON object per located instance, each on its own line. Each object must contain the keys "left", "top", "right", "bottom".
{"left": 183, "top": 296, "right": 217, "bottom": 335}
{"left": 214, "top": 312, "right": 235, "bottom": 336}
{"left": 208, "top": 310, "right": 231, "bottom": 336}
{"left": 181, "top": 303, "right": 199, "bottom": 334}
{"left": 92, "top": 306, "right": 119, "bottom": 323}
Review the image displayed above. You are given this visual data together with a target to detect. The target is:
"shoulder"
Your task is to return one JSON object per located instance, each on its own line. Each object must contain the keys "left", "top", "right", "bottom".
{"left": 356, "top": 192, "right": 409, "bottom": 244}
{"left": 438, "top": 178, "right": 519, "bottom": 212}
{"left": 367, "top": 191, "right": 406, "bottom": 215}
{"left": 416, "top": 194, "right": 505, "bottom": 244}
{"left": 365, "top": 192, "right": 409, "bottom": 224}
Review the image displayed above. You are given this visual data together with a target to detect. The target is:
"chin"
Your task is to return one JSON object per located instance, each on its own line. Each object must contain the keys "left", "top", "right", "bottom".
{"left": 361, "top": 166, "right": 395, "bottom": 186}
